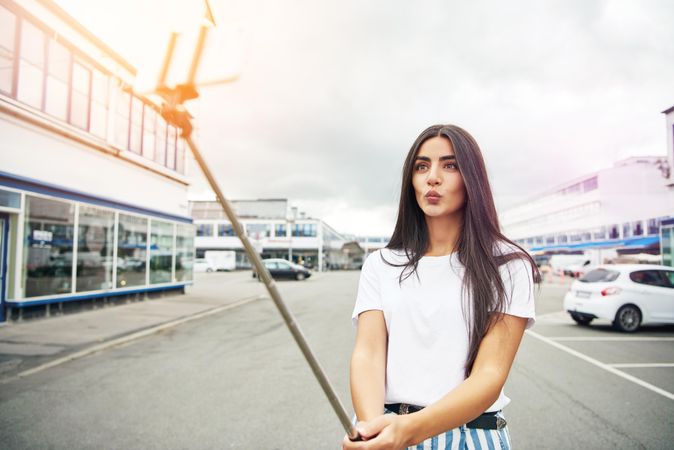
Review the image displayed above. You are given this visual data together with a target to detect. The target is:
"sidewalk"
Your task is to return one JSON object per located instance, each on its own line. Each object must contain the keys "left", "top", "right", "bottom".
{"left": 0, "top": 272, "right": 266, "bottom": 382}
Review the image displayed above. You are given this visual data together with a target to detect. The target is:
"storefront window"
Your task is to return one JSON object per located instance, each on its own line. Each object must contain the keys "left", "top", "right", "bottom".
{"left": 150, "top": 220, "right": 173, "bottom": 284}
{"left": 116, "top": 213, "right": 147, "bottom": 288}
{"left": 44, "top": 39, "right": 70, "bottom": 120}
{"left": 175, "top": 224, "right": 194, "bottom": 282}
{"left": 23, "top": 196, "right": 75, "bottom": 297}
{"left": 17, "top": 20, "right": 45, "bottom": 109}
{"left": 0, "top": 5, "right": 16, "bottom": 94}
{"left": 76, "top": 205, "right": 114, "bottom": 292}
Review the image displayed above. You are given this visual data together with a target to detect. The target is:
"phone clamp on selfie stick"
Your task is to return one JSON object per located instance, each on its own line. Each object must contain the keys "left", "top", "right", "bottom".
{"left": 153, "top": 1, "right": 361, "bottom": 441}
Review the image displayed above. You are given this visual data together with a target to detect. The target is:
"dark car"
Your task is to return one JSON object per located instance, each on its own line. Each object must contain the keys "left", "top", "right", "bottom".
{"left": 253, "top": 258, "right": 311, "bottom": 281}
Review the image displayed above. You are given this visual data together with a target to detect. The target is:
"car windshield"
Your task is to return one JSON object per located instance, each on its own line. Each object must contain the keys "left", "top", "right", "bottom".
{"left": 579, "top": 268, "right": 620, "bottom": 283}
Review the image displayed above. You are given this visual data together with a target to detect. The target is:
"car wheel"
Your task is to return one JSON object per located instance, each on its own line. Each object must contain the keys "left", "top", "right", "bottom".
{"left": 570, "top": 313, "right": 593, "bottom": 326}
{"left": 613, "top": 305, "right": 641, "bottom": 333}
{"left": 296, "top": 272, "right": 306, "bottom": 281}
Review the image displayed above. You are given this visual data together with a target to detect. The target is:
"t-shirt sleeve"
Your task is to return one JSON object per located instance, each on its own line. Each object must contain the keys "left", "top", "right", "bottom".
{"left": 351, "top": 252, "right": 383, "bottom": 327}
{"left": 499, "top": 256, "right": 536, "bottom": 329}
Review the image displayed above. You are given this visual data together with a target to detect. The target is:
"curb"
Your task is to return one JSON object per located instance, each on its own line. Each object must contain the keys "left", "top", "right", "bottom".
{"left": 1, "top": 294, "right": 265, "bottom": 384}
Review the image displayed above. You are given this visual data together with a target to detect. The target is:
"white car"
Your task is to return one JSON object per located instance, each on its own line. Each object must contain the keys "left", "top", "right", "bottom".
{"left": 563, "top": 264, "right": 674, "bottom": 332}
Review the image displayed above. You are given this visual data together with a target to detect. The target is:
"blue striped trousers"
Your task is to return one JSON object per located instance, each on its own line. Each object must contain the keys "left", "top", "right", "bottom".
{"left": 405, "top": 418, "right": 511, "bottom": 450}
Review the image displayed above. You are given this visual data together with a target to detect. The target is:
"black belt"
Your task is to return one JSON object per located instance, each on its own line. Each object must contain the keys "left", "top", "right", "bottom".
{"left": 384, "top": 403, "right": 506, "bottom": 430}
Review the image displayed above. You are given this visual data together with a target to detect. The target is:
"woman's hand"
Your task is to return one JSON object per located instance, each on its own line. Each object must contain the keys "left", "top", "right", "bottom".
{"left": 341, "top": 414, "right": 413, "bottom": 450}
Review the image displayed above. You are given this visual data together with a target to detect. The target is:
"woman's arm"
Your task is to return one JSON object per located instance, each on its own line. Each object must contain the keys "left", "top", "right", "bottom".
{"left": 345, "top": 313, "right": 527, "bottom": 449}
{"left": 350, "top": 310, "right": 388, "bottom": 422}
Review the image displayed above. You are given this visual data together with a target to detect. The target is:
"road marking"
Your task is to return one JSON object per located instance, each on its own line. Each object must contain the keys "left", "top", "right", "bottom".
{"left": 549, "top": 337, "right": 674, "bottom": 342}
{"left": 609, "top": 363, "right": 674, "bottom": 368}
{"left": 525, "top": 330, "right": 674, "bottom": 401}
{"left": 2, "top": 295, "right": 264, "bottom": 383}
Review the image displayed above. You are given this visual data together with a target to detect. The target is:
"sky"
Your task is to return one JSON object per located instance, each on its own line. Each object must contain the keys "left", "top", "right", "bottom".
{"left": 57, "top": 0, "right": 674, "bottom": 237}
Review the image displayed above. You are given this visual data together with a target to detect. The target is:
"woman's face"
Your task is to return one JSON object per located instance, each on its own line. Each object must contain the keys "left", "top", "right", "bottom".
{"left": 411, "top": 136, "right": 467, "bottom": 219}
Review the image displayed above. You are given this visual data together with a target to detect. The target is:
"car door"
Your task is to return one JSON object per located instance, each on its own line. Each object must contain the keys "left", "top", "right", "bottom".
{"left": 264, "top": 261, "right": 279, "bottom": 278}
{"left": 276, "top": 261, "right": 293, "bottom": 279}
{"left": 655, "top": 270, "right": 674, "bottom": 321}
{"left": 629, "top": 270, "right": 673, "bottom": 321}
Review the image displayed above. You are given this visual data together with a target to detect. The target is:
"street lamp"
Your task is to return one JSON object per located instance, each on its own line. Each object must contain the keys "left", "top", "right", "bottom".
{"left": 287, "top": 206, "right": 297, "bottom": 263}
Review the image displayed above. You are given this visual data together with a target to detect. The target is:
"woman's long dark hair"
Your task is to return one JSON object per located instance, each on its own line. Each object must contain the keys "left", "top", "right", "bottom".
{"left": 385, "top": 124, "right": 540, "bottom": 377}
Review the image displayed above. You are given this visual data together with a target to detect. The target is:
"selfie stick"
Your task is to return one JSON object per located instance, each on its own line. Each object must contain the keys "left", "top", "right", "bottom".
{"left": 155, "top": 2, "right": 361, "bottom": 441}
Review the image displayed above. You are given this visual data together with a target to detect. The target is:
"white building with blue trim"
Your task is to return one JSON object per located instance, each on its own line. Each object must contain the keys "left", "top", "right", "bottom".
{"left": 0, "top": 0, "right": 195, "bottom": 321}
{"left": 500, "top": 106, "right": 674, "bottom": 267}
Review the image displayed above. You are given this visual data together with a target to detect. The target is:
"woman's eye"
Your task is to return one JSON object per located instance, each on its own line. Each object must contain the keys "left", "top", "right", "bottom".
{"left": 444, "top": 163, "right": 458, "bottom": 170}
{"left": 414, "top": 164, "right": 428, "bottom": 171}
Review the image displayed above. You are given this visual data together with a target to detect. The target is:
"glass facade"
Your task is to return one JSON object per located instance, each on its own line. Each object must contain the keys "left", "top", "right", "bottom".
{"left": 292, "top": 223, "right": 317, "bottom": 237}
{"left": 175, "top": 224, "right": 194, "bottom": 282}
{"left": 662, "top": 225, "right": 673, "bottom": 268}
{"left": 246, "top": 223, "right": 271, "bottom": 238}
{"left": 116, "top": 213, "right": 147, "bottom": 288}
{"left": 150, "top": 220, "right": 173, "bottom": 284}
{"left": 218, "top": 223, "right": 235, "bottom": 237}
{"left": 76, "top": 205, "right": 114, "bottom": 292}
{"left": 23, "top": 196, "right": 75, "bottom": 298}
{"left": 275, "top": 224, "right": 287, "bottom": 238}
{"left": 196, "top": 223, "right": 213, "bottom": 237}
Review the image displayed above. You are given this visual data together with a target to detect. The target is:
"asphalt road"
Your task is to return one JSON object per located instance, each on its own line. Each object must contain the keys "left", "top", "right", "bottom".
{"left": 0, "top": 270, "right": 672, "bottom": 449}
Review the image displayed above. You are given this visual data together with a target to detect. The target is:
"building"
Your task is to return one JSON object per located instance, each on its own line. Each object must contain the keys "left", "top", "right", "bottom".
{"left": 0, "top": 0, "right": 195, "bottom": 321}
{"left": 190, "top": 198, "right": 362, "bottom": 270}
{"left": 500, "top": 154, "right": 673, "bottom": 265}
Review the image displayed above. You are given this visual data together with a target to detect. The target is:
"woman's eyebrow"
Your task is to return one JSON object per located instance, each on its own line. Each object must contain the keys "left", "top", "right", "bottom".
{"left": 414, "top": 155, "right": 456, "bottom": 162}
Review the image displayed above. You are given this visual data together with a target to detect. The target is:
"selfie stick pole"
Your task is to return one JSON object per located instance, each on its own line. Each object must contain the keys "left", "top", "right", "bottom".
{"left": 156, "top": 2, "right": 361, "bottom": 441}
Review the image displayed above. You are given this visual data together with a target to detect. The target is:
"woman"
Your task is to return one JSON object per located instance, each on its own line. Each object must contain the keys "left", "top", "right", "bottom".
{"left": 343, "top": 124, "right": 539, "bottom": 449}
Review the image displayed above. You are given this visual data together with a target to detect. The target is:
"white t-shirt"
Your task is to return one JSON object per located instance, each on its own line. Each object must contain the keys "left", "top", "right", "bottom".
{"left": 351, "top": 246, "right": 536, "bottom": 411}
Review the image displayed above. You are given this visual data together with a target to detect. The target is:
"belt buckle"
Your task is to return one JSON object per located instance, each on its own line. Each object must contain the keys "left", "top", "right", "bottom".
{"left": 399, "top": 403, "right": 410, "bottom": 415}
{"left": 496, "top": 416, "right": 507, "bottom": 430}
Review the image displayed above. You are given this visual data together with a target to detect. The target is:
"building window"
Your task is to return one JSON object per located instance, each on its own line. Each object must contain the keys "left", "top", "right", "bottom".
{"left": 582, "top": 176, "right": 598, "bottom": 193}
{"left": 166, "top": 125, "right": 177, "bottom": 170}
{"left": 632, "top": 220, "right": 643, "bottom": 236}
{"left": 23, "top": 195, "right": 75, "bottom": 297}
{"left": 175, "top": 224, "right": 194, "bottom": 282}
{"left": 176, "top": 136, "right": 185, "bottom": 174}
{"left": 608, "top": 224, "right": 619, "bottom": 239}
{"left": 581, "top": 232, "right": 591, "bottom": 241}
{"left": 70, "top": 60, "right": 91, "bottom": 130}
{"left": 275, "top": 224, "right": 287, "bottom": 238}
{"left": 129, "top": 96, "right": 143, "bottom": 153}
{"left": 114, "top": 88, "right": 131, "bottom": 149}
{"left": 647, "top": 218, "right": 659, "bottom": 235}
{"left": 246, "top": 223, "right": 271, "bottom": 238}
{"left": 45, "top": 39, "right": 70, "bottom": 120}
{"left": 196, "top": 223, "right": 213, "bottom": 237}
{"left": 17, "top": 19, "right": 45, "bottom": 109}
{"left": 76, "top": 205, "right": 114, "bottom": 292}
{"left": 558, "top": 235, "right": 568, "bottom": 244}
{"left": 142, "top": 106, "right": 156, "bottom": 160}
{"left": 155, "top": 116, "right": 167, "bottom": 166}
{"left": 622, "top": 222, "right": 632, "bottom": 238}
{"left": 150, "top": 220, "right": 173, "bottom": 284}
{"left": 292, "top": 223, "right": 317, "bottom": 237}
{"left": 90, "top": 69, "right": 108, "bottom": 138}
{"left": 546, "top": 235, "right": 555, "bottom": 245}
{"left": 0, "top": 5, "right": 16, "bottom": 94}
{"left": 592, "top": 226, "right": 607, "bottom": 240}
{"left": 218, "top": 223, "right": 235, "bottom": 237}
{"left": 116, "top": 213, "right": 147, "bottom": 288}
{"left": 535, "top": 236, "right": 544, "bottom": 245}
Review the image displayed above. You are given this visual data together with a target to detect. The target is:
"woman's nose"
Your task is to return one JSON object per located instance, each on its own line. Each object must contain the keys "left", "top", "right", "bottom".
{"left": 427, "top": 166, "right": 441, "bottom": 185}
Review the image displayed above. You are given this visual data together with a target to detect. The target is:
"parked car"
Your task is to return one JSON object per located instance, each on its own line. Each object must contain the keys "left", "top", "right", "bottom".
{"left": 252, "top": 258, "right": 311, "bottom": 281}
{"left": 563, "top": 264, "right": 674, "bottom": 332}
{"left": 193, "top": 258, "right": 215, "bottom": 273}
